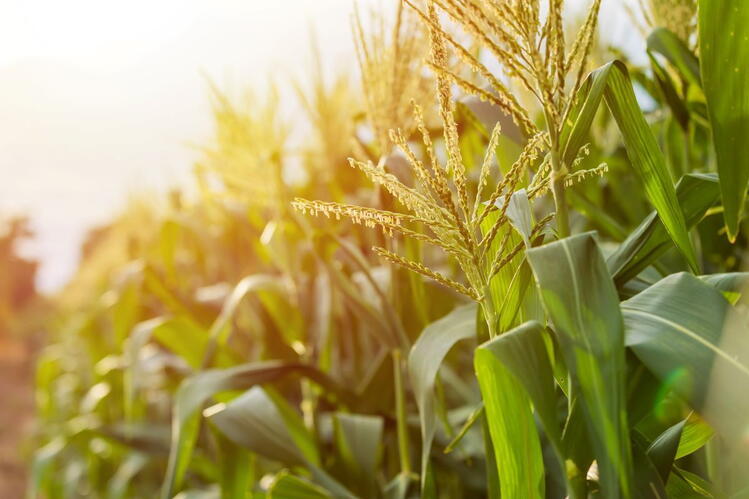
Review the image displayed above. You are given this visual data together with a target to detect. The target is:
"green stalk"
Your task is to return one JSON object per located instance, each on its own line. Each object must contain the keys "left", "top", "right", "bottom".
{"left": 549, "top": 136, "right": 570, "bottom": 239}
{"left": 392, "top": 349, "right": 411, "bottom": 475}
{"left": 544, "top": 107, "right": 570, "bottom": 239}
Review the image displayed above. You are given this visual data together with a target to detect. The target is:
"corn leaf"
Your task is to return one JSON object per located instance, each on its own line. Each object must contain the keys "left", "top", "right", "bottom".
{"left": 161, "top": 362, "right": 346, "bottom": 499}
{"left": 676, "top": 413, "right": 714, "bottom": 460}
{"left": 527, "top": 233, "right": 633, "bottom": 498}
{"left": 207, "top": 386, "right": 353, "bottom": 498}
{"left": 561, "top": 61, "right": 696, "bottom": 270}
{"left": 607, "top": 173, "right": 719, "bottom": 286}
{"left": 621, "top": 273, "right": 749, "bottom": 436}
{"left": 333, "top": 413, "right": 383, "bottom": 495}
{"left": 699, "top": 0, "right": 749, "bottom": 241}
{"left": 407, "top": 303, "right": 476, "bottom": 490}
{"left": 268, "top": 472, "right": 332, "bottom": 499}
{"left": 647, "top": 28, "right": 701, "bottom": 87}
{"left": 474, "top": 320, "right": 560, "bottom": 498}
{"left": 646, "top": 419, "right": 685, "bottom": 483}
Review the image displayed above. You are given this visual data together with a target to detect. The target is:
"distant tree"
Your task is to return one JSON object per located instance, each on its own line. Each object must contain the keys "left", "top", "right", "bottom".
{"left": 0, "top": 216, "right": 39, "bottom": 335}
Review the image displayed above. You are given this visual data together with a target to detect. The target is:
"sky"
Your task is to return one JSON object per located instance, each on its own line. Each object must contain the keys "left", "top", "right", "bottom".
{"left": 0, "top": 0, "right": 638, "bottom": 292}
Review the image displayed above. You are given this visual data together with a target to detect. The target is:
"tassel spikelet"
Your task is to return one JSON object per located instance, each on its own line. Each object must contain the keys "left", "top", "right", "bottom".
{"left": 201, "top": 86, "right": 288, "bottom": 210}
{"left": 405, "top": 0, "right": 606, "bottom": 145}
{"left": 564, "top": 163, "right": 608, "bottom": 187}
{"left": 629, "top": 0, "right": 697, "bottom": 45}
{"left": 353, "top": 2, "right": 433, "bottom": 154}
{"left": 374, "top": 247, "right": 481, "bottom": 300}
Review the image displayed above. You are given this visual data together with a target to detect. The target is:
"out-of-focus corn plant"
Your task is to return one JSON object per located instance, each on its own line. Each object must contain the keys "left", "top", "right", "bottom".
{"left": 31, "top": 0, "right": 749, "bottom": 498}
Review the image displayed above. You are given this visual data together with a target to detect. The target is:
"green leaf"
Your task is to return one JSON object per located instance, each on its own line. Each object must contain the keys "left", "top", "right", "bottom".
{"left": 160, "top": 362, "right": 345, "bottom": 499}
{"left": 648, "top": 53, "right": 690, "bottom": 132}
{"left": 527, "top": 233, "right": 633, "bottom": 498}
{"left": 607, "top": 173, "right": 719, "bottom": 285}
{"left": 474, "top": 321, "right": 560, "bottom": 498}
{"left": 205, "top": 386, "right": 306, "bottom": 465}
{"left": 631, "top": 432, "right": 668, "bottom": 499}
{"left": 562, "top": 61, "right": 697, "bottom": 270}
{"left": 666, "top": 471, "right": 712, "bottom": 498}
{"left": 29, "top": 437, "right": 66, "bottom": 499}
{"left": 647, "top": 27, "right": 701, "bottom": 87}
{"left": 202, "top": 274, "right": 283, "bottom": 367}
{"left": 267, "top": 471, "right": 332, "bottom": 499}
{"left": 699, "top": 0, "right": 749, "bottom": 241}
{"left": 700, "top": 272, "right": 749, "bottom": 294}
{"left": 676, "top": 413, "right": 714, "bottom": 459}
{"left": 333, "top": 413, "right": 383, "bottom": 479}
{"left": 646, "top": 419, "right": 685, "bottom": 483}
{"left": 622, "top": 273, "right": 749, "bottom": 436}
{"left": 108, "top": 452, "right": 149, "bottom": 499}
{"left": 407, "top": 303, "right": 476, "bottom": 490}
{"left": 214, "top": 430, "right": 252, "bottom": 499}
{"left": 206, "top": 386, "right": 353, "bottom": 498}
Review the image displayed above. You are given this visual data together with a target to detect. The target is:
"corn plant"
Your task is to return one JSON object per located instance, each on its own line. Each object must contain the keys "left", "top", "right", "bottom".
{"left": 30, "top": 0, "right": 749, "bottom": 498}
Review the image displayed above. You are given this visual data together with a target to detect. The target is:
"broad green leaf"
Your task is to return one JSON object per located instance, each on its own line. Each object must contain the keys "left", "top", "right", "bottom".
{"left": 607, "top": 173, "right": 719, "bottom": 285}
{"left": 160, "top": 361, "right": 345, "bottom": 499}
{"left": 700, "top": 272, "right": 749, "bottom": 294}
{"left": 621, "top": 273, "right": 749, "bottom": 439}
{"left": 561, "top": 61, "right": 696, "bottom": 270}
{"left": 267, "top": 471, "right": 332, "bottom": 499}
{"left": 527, "top": 233, "right": 633, "bottom": 498}
{"left": 205, "top": 386, "right": 306, "bottom": 465}
{"left": 646, "top": 419, "right": 685, "bottom": 483}
{"left": 676, "top": 413, "right": 714, "bottom": 459}
{"left": 676, "top": 468, "right": 714, "bottom": 497}
{"left": 206, "top": 386, "right": 353, "bottom": 498}
{"left": 647, "top": 28, "right": 701, "bottom": 87}
{"left": 407, "top": 303, "right": 476, "bottom": 490}
{"left": 666, "top": 471, "right": 712, "bottom": 498}
{"left": 699, "top": 0, "right": 749, "bottom": 241}
{"left": 333, "top": 413, "right": 383, "bottom": 485}
{"left": 474, "top": 321, "right": 560, "bottom": 498}
{"left": 481, "top": 207, "right": 532, "bottom": 333}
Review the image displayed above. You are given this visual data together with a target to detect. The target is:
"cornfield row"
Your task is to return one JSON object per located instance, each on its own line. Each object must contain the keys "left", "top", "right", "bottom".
{"left": 32, "top": 0, "right": 749, "bottom": 497}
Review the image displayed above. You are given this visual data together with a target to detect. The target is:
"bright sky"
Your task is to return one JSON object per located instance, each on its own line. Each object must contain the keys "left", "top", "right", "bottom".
{"left": 0, "top": 0, "right": 638, "bottom": 292}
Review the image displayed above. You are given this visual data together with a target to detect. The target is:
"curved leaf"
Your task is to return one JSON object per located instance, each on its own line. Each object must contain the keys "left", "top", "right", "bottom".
{"left": 527, "top": 233, "right": 633, "bottom": 498}
{"left": 333, "top": 413, "right": 383, "bottom": 495}
{"left": 268, "top": 471, "right": 332, "bottom": 499}
{"left": 407, "top": 303, "right": 476, "bottom": 490}
{"left": 622, "top": 273, "right": 749, "bottom": 436}
{"left": 562, "top": 61, "right": 696, "bottom": 270}
{"left": 474, "top": 321, "right": 559, "bottom": 498}
{"left": 160, "top": 361, "right": 348, "bottom": 499}
{"left": 647, "top": 28, "right": 701, "bottom": 87}
{"left": 607, "top": 173, "right": 719, "bottom": 286}
{"left": 207, "top": 386, "right": 353, "bottom": 498}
